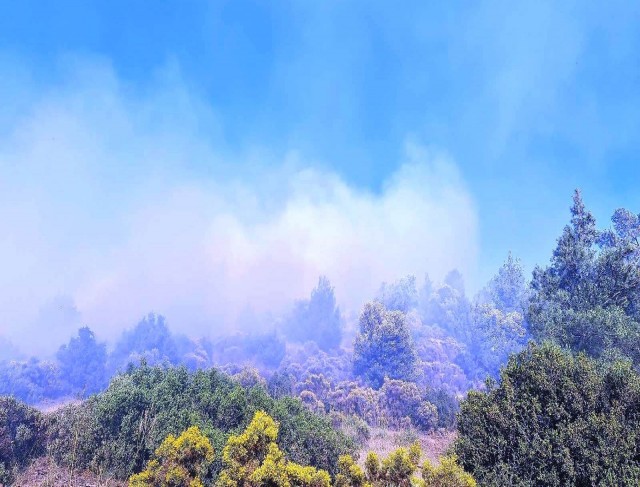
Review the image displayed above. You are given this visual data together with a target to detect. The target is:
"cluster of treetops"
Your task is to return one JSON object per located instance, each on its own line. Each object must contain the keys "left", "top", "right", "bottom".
{"left": 1, "top": 190, "right": 639, "bottom": 486}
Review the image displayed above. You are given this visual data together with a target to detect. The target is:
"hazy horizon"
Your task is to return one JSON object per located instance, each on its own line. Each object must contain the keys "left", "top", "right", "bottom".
{"left": 1, "top": 1, "right": 639, "bottom": 355}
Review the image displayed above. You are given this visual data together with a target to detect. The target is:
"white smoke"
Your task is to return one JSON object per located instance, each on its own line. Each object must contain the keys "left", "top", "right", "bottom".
{"left": 0, "top": 59, "right": 478, "bottom": 354}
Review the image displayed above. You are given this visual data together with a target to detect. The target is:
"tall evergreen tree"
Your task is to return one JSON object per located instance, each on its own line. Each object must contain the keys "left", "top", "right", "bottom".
{"left": 529, "top": 191, "right": 640, "bottom": 363}
{"left": 284, "top": 276, "right": 343, "bottom": 350}
{"left": 56, "top": 326, "right": 107, "bottom": 396}
{"left": 353, "top": 302, "right": 417, "bottom": 388}
{"left": 479, "top": 252, "right": 528, "bottom": 313}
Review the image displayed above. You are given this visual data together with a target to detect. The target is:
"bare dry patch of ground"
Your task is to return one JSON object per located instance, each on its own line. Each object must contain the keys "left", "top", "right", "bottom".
{"left": 359, "top": 427, "right": 456, "bottom": 465}
{"left": 33, "top": 397, "right": 82, "bottom": 414}
{"left": 13, "top": 458, "right": 125, "bottom": 487}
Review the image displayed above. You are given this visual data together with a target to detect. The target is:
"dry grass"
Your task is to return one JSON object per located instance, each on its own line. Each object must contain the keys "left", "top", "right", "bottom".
{"left": 358, "top": 427, "right": 456, "bottom": 465}
{"left": 13, "top": 457, "right": 125, "bottom": 487}
{"left": 33, "top": 397, "right": 82, "bottom": 414}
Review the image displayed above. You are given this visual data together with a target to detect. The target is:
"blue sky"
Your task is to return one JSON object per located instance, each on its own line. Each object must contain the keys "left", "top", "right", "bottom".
{"left": 0, "top": 1, "right": 639, "bottom": 346}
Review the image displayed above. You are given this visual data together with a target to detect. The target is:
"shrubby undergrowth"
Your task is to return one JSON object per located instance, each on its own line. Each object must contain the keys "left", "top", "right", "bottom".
{"left": 0, "top": 397, "right": 47, "bottom": 485}
{"left": 45, "top": 364, "right": 353, "bottom": 480}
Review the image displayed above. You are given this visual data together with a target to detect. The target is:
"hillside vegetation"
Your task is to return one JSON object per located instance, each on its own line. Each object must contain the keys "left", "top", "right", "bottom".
{"left": 1, "top": 191, "right": 639, "bottom": 486}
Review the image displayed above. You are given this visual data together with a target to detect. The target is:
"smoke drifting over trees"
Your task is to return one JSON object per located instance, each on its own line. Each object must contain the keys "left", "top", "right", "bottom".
{"left": 2, "top": 175, "right": 640, "bottom": 486}
{"left": 1, "top": 3, "right": 639, "bottom": 484}
{"left": 0, "top": 65, "right": 478, "bottom": 354}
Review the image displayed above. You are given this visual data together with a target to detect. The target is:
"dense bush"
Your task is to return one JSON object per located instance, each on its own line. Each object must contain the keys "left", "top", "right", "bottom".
{"left": 46, "top": 364, "right": 353, "bottom": 481}
{"left": 353, "top": 302, "right": 417, "bottom": 388}
{"left": 336, "top": 442, "right": 475, "bottom": 487}
{"left": 130, "top": 425, "right": 215, "bottom": 487}
{"left": 420, "top": 271, "right": 472, "bottom": 345}
{"left": 0, "top": 261, "right": 527, "bottom": 418}
{"left": 56, "top": 326, "right": 108, "bottom": 396}
{"left": 413, "top": 325, "right": 470, "bottom": 394}
{"left": 378, "top": 378, "right": 438, "bottom": 431}
{"left": 455, "top": 342, "right": 640, "bottom": 486}
{"left": 0, "top": 396, "right": 47, "bottom": 485}
{"left": 281, "top": 342, "right": 353, "bottom": 386}
{"left": 217, "top": 410, "right": 331, "bottom": 487}
{"left": 417, "top": 255, "right": 530, "bottom": 386}
{"left": 424, "top": 387, "right": 458, "bottom": 429}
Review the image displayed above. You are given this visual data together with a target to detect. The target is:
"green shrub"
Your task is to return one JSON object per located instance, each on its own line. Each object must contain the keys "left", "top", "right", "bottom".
{"left": 422, "top": 455, "right": 476, "bottom": 487}
{"left": 0, "top": 396, "right": 47, "bottom": 485}
{"left": 47, "top": 364, "right": 354, "bottom": 481}
{"left": 455, "top": 342, "right": 640, "bottom": 486}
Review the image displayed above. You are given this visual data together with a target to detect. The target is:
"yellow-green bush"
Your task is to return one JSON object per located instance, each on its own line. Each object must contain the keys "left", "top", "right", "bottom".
{"left": 335, "top": 454, "right": 368, "bottom": 487}
{"left": 422, "top": 456, "right": 476, "bottom": 487}
{"left": 129, "top": 425, "right": 214, "bottom": 487}
{"left": 337, "top": 443, "right": 474, "bottom": 487}
{"left": 217, "top": 410, "right": 331, "bottom": 487}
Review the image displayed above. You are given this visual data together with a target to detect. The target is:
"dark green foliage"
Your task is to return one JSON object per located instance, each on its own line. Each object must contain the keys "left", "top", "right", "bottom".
{"left": 283, "top": 276, "right": 343, "bottom": 351}
{"left": 267, "top": 370, "right": 295, "bottom": 398}
{"left": 424, "top": 387, "right": 458, "bottom": 429}
{"left": 46, "top": 364, "right": 353, "bottom": 481}
{"left": 455, "top": 342, "right": 640, "bottom": 486}
{"left": 269, "top": 396, "right": 353, "bottom": 474}
{"left": 0, "top": 396, "right": 47, "bottom": 485}
{"left": 529, "top": 191, "right": 640, "bottom": 363}
{"left": 56, "top": 326, "right": 108, "bottom": 396}
{"left": 353, "top": 302, "right": 418, "bottom": 388}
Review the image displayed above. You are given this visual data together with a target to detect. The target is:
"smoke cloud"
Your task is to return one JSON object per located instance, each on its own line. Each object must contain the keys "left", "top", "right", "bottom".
{"left": 0, "top": 59, "right": 478, "bottom": 354}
